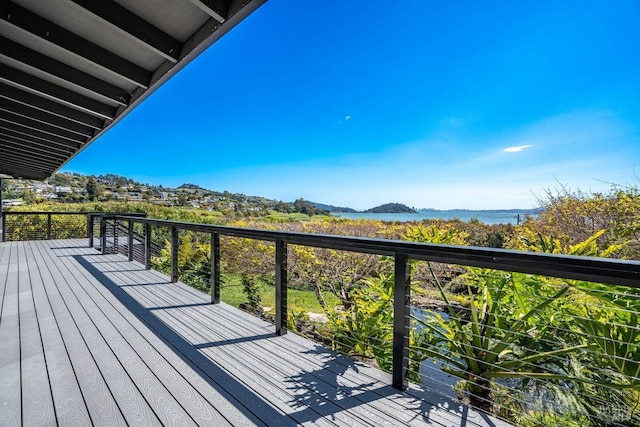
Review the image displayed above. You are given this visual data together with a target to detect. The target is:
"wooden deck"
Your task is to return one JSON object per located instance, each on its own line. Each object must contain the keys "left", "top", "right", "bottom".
{"left": 0, "top": 239, "right": 507, "bottom": 426}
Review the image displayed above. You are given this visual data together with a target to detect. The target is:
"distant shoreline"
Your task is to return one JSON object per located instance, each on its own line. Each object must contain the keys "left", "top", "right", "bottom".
{"left": 331, "top": 210, "right": 536, "bottom": 225}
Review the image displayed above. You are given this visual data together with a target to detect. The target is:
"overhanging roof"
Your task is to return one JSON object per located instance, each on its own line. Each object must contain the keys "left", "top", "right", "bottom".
{"left": 0, "top": 0, "right": 266, "bottom": 180}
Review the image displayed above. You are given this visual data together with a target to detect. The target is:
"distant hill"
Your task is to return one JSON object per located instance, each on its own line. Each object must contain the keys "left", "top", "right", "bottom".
{"left": 310, "top": 201, "right": 357, "bottom": 213}
{"left": 178, "top": 183, "right": 206, "bottom": 190}
{"left": 365, "top": 203, "right": 416, "bottom": 213}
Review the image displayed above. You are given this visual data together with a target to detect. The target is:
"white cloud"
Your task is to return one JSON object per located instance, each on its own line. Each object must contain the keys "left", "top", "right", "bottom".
{"left": 503, "top": 144, "right": 533, "bottom": 153}
{"left": 345, "top": 115, "right": 351, "bottom": 121}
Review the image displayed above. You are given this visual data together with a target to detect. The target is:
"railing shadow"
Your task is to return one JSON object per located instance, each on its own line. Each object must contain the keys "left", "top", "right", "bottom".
{"left": 72, "top": 248, "right": 508, "bottom": 426}
{"left": 284, "top": 346, "right": 503, "bottom": 426}
{"left": 73, "top": 254, "right": 298, "bottom": 427}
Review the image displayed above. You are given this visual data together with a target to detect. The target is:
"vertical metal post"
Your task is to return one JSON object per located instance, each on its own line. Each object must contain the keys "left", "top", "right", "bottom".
{"left": 46, "top": 213, "right": 52, "bottom": 240}
{"left": 170, "top": 226, "right": 178, "bottom": 283}
{"left": 101, "top": 217, "right": 107, "bottom": 255}
{"left": 127, "top": 220, "right": 134, "bottom": 261}
{"left": 113, "top": 220, "right": 117, "bottom": 253}
{"left": 210, "top": 232, "right": 220, "bottom": 304}
{"left": 144, "top": 222, "right": 151, "bottom": 270}
{"left": 1, "top": 212, "right": 6, "bottom": 242}
{"left": 392, "top": 252, "right": 411, "bottom": 391}
{"left": 0, "top": 178, "right": 3, "bottom": 241}
{"left": 275, "top": 238, "right": 288, "bottom": 336}
{"left": 87, "top": 214, "right": 93, "bottom": 247}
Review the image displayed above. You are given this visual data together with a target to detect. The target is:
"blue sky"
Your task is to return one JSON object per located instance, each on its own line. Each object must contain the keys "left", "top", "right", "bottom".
{"left": 64, "top": 0, "right": 640, "bottom": 210}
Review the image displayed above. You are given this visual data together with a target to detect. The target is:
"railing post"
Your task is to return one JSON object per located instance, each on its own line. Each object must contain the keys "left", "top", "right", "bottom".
{"left": 47, "top": 213, "right": 52, "bottom": 240}
{"left": 392, "top": 252, "right": 411, "bottom": 391}
{"left": 1, "top": 212, "right": 5, "bottom": 242}
{"left": 113, "top": 219, "right": 118, "bottom": 253}
{"left": 127, "top": 220, "right": 134, "bottom": 261}
{"left": 275, "top": 238, "right": 288, "bottom": 336}
{"left": 211, "top": 232, "right": 220, "bottom": 304}
{"left": 171, "top": 225, "right": 178, "bottom": 283}
{"left": 144, "top": 222, "right": 151, "bottom": 270}
{"left": 87, "top": 214, "right": 93, "bottom": 247}
{"left": 101, "top": 217, "right": 107, "bottom": 255}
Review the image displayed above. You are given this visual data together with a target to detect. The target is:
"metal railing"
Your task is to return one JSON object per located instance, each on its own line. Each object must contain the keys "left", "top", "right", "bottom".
{"left": 1, "top": 211, "right": 146, "bottom": 243}
{"left": 2, "top": 211, "right": 92, "bottom": 241}
{"left": 101, "top": 216, "right": 640, "bottom": 400}
{"left": 8, "top": 212, "right": 637, "bottom": 425}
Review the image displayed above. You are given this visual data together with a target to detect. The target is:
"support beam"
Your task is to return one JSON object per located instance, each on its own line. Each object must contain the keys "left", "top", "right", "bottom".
{"left": 0, "top": 98, "right": 94, "bottom": 137}
{"left": 0, "top": 134, "right": 73, "bottom": 157}
{"left": 0, "top": 141, "right": 69, "bottom": 163}
{"left": 0, "top": 63, "right": 116, "bottom": 119}
{"left": 0, "top": 83, "right": 104, "bottom": 129}
{"left": 0, "top": 2, "right": 151, "bottom": 88}
{"left": 0, "top": 156, "right": 54, "bottom": 173}
{"left": 0, "top": 150, "right": 61, "bottom": 168}
{"left": 0, "top": 121, "right": 83, "bottom": 149}
{"left": 0, "top": 110, "right": 88, "bottom": 143}
{"left": 66, "top": 0, "right": 182, "bottom": 63}
{"left": 189, "top": 0, "right": 229, "bottom": 22}
{"left": 0, "top": 35, "right": 130, "bottom": 106}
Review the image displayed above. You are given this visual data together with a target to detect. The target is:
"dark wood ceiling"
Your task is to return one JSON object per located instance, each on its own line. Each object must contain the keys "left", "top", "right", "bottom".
{"left": 0, "top": 0, "right": 266, "bottom": 180}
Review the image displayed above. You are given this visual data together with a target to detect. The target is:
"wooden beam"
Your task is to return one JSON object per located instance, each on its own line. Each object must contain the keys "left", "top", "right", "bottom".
{"left": 0, "top": 36, "right": 130, "bottom": 106}
{"left": 0, "top": 153, "right": 57, "bottom": 171}
{"left": 189, "top": 0, "right": 230, "bottom": 22}
{"left": 0, "top": 2, "right": 151, "bottom": 88}
{"left": 66, "top": 0, "right": 182, "bottom": 63}
{"left": 0, "top": 121, "right": 82, "bottom": 150}
{"left": 0, "top": 134, "right": 74, "bottom": 157}
{"left": 0, "top": 63, "right": 116, "bottom": 120}
{"left": 0, "top": 141, "right": 69, "bottom": 163}
{"left": 0, "top": 83, "right": 104, "bottom": 129}
{"left": 0, "top": 110, "right": 88, "bottom": 144}
{"left": 0, "top": 98, "right": 94, "bottom": 138}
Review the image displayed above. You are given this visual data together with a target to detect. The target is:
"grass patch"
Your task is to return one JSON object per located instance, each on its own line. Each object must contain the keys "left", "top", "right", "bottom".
{"left": 220, "top": 274, "right": 340, "bottom": 313}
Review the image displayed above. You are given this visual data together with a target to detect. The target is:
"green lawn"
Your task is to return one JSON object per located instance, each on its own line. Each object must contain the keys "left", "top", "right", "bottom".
{"left": 220, "top": 274, "right": 340, "bottom": 313}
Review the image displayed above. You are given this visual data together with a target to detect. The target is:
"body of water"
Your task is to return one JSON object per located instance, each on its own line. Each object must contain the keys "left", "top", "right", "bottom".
{"left": 331, "top": 210, "right": 535, "bottom": 225}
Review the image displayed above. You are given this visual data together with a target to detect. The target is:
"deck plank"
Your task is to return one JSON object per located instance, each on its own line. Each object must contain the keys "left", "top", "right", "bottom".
{"left": 0, "top": 239, "right": 509, "bottom": 427}
{"left": 30, "top": 241, "right": 128, "bottom": 427}
{"left": 17, "top": 242, "right": 56, "bottom": 426}
{"left": 0, "top": 243, "right": 21, "bottom": 427}
{"left": 33, "top": 242, "right": 163, "bottom": 427}
{"left": 24, "top": 241, "right": 96, "bottom": 426}
{"left": 51, "top": 242, "right": 295, "bottom": 425}
{"left": 86, "top": 248, "right": 505, "bottom": 427}
{"left": 45, "top": 242, "right": 240, "bottom": 427}
{"left": 41, "top": 245, "right": 199, "bottom": 427}
{"left": 109, "top": 265, "right": 475, "bottom": 427}
{"left": 119, "top": 279, "right": 396, "bottom": 427}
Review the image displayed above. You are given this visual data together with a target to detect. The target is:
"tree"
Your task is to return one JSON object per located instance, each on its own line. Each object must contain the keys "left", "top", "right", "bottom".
{"left": 21, "top": 189, "right": 38, "bottom": 204}
{"left": 85, "top": 176, "right": 102, "bottom": 201}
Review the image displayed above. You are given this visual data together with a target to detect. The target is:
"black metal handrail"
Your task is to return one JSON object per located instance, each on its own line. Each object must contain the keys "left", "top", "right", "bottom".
{"left": 102, "top": 214, "right": 640, "bottom": 392}
{"left": 1, "top": 211, "right": 146, "bottom": 242}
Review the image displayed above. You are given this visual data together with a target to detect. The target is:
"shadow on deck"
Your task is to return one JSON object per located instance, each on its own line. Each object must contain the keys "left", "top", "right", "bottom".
{"left": 0, "top": 239, "right": 507, "bottom": 426}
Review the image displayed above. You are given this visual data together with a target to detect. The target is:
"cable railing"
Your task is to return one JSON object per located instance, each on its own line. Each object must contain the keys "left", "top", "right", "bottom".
{"left": 2, "top": 211, "right": 91, "bottom": 241}
{"left": 1, "top": 211, "right": 147, "bottom": 244}
{"left": 100, "top": 214, "right": 640, "bottom": 426}
{"left": 3, "top": 212, "right": 636, "bottom": 424}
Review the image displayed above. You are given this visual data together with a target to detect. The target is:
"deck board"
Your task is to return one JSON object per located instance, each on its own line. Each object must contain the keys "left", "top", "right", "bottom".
{"left": 0, "top": 243, "right": 20, "bottom": 427}
{"left": 0, "top": 239, "right": 509, "bottom": 426}
{"left": 24, "top": 242, "right": 93, "bottom": 426}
